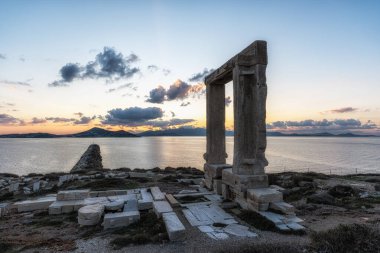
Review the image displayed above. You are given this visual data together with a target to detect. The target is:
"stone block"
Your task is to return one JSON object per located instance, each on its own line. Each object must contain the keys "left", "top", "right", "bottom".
{"left": 204, "top": 177, "right": 213, "bottom": 189}
{"left": 222, "top": 169, "right": 235, "bottom": 186}
{"left": 123, "top": 199, "right": 138, "bottom": 212}
{"left": 103, "top": 211, "right": 140, "bottom": 229}
{"left": 162, "top": 212, "right": 186, "bottom": 241}
{"left": 138, "top": 188, "right": 153, "bottom": 210}
{"left": 205, "top": 164, "right": 232, "bottom": 179}
{"left": 286, "top": 222, "right": 305, "bottom": 231}
{"left": 153, "top": 201, "right": 173, "bottom": 218}
{"left": 105, "top": 200, "right": 124, "bottom": 211}
{"left": 57, "top": 190, "right": 89, "bottom": 201}
{"left": 78, "top": 204, "right": 104, "bottom": 226}
{"left": 247, "top": 199, "right": 269, "bottom": 211}
{"left": 235, "top": 175, "right": 269, "bottom": 192}
{"left": 83, "top": 197, "right": 109, "bottom": 206}
{"left": 213, "top": 179, "right": 223, "bottom": 195}
{"left": 247, "top": 188, "right": 282, "bottom": 203}
{"left": 0, "top": 203, "right": 10, "bottom": 217}
{"left": 269, "top": 201, "right": 295, "bottom": 214}
{"left": 49, "top": 200, "right": 85, "bottom": 215}
{"left": 150, "top": 186, "right": 165, "bottom": 201}
{"left": 15, "top": 196, "right": 56, "bottom": 212}
{"left": 165, "top": 194, "right": 180, "bottom": 207}
{"left": 8, "top": 182, "right": 19, "bottom": 192}
{"left": 33, "top": 181, "right": 40, "bottom": 192}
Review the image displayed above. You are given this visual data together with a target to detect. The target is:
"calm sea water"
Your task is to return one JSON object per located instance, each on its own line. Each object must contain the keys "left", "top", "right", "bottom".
{"left": 0, "top": 137, "right": 379, "bottom": 176}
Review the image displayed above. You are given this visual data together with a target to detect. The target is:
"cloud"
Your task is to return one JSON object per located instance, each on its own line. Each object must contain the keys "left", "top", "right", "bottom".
{"left": 188, "top": 68, "right": 214, "bottom": 82}
{"left": 102, "top": 107, "right": 164, "bottom": 126}
{"left": 146, "top": 80, "right": 205, "bottom": 104}
{"left": 45, "top": 117, "right": 76, "bottom": 123}
{"left": 74, "top": 116, "right": 95, "bottom": 125}
{"left": 19, "top": 57, "right": 25, "bottom": 62}
{"left": 0, "top": 54, "right": 6, "bottom": 60}
{"left": 106, "top": 83, "right": 134, "bottom": 93}
{"left": 0, "top": 79, "right": 31, "bottom": 86}
{"left": 61, "top": 63, "right": 81, "bottom": 82}
{"left": 162, "top": 69, "right": 171, "bottom": 76}
{"left": 0, "top": 114, "right": 24, "bottom": 125}
{"left": 147, "top": 118, "right": 195, "bottom": 128}
{"left": 225, "top": 96, "right": 232, "bottom": 107}
{"left": 146, "top": 85, "right": 166, "bottom": 103}
{"left": 323, "top": 107, "right": 359, "bottom": 114}
{"left": 267, "top": 119, "right": 379, "bottom": 132}
{"left": 147, "top": 65, "right": 159, "bottom": 72}
{"left": 180, "top": 102, "right": 191, "bottom": 107}
{"left": 31, "top": 117, "right": 47, "bottom": 124}
{"left": 49, "top": 47, "right": 140, "bottom": 87}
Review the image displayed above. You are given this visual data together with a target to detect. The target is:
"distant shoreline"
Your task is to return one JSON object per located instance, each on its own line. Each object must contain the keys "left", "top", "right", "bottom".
{"left": 0, "top": 127, "right": 378, "bottom": 138}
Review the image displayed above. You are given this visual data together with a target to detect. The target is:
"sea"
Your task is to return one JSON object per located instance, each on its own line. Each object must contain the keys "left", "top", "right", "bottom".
{"left": 0, "top": 137, "right": 379, "bottom": 176}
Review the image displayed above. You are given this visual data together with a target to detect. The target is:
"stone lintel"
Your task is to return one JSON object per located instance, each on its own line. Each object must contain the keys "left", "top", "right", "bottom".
{"left": 205, "top": 40, "right": 267, "bottom": 86}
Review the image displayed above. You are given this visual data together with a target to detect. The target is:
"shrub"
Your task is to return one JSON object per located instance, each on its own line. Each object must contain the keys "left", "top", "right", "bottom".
{"left": 311, "top": 224, "right": 380, "bottom": 253}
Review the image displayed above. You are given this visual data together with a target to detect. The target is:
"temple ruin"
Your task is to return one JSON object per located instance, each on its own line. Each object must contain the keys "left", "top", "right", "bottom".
{"left": 203, "top": 41, "right": 292, "bottom": 212}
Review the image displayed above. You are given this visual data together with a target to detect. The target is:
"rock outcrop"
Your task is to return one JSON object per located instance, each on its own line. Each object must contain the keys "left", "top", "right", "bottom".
{"left": 70, "top": 144, "right": 103, "bottom": 173}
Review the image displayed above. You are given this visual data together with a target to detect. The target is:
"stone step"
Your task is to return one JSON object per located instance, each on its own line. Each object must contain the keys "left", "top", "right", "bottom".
{"left": 269, "top": 201, "right": 295, "bottom": 215}
{"left": 150, "top": 187, "right": 165, "bottom": 201}
{"left": 247, "top": 188, "right": 283, "bottom": 203}
{"left": 286, "top": 222, "right": 305, "bottom": 231}
{"left": 153, "top": 201, "right": 173, "bottom": 218}
{"left": 162, "top": 212, "right": 186, "bottom": 241}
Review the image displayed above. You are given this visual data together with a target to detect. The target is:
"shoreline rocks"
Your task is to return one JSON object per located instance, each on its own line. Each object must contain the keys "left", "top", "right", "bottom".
{"left": 71, "top": 144, "right": 103, "bottom": 173}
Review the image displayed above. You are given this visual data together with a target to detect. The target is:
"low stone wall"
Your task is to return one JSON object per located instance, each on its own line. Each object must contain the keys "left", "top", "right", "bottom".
{"left": 70, "top": 144, "right": 103, "bottom": 173}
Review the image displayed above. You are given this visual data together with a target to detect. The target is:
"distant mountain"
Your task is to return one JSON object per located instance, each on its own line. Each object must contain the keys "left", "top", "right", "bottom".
{"left": 267, "top": 131, "right": 376, "bottom": 137}
{"left": 140, "top": 128, "right": 377, "bottom": 137}
{"left": 0, "top": 127, "right": 139, "bottom": 138}
{"left": 68, "top": 127, "right": 138, "bottom": 138}
{"left": 0, "top": 133, "right": 59, "bottom": 138}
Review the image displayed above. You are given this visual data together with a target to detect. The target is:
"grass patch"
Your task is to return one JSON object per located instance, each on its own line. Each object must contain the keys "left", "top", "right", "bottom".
{"left": 78, "top": 178, "right": 138, "bottom": 191}
{"left": 215, "top": 242, "right": 305, "bottom": 253}
{"left": 0, "top": 242, "right": 13, "bottom": 253}
{"left": 311, "top": 224, "right": 380, "bottom": 253}
{"left": 31, "top": 216, "right": 64, "bottom": 227}
{"left": 110, "top": 212, "right": 167, "bottom": 249}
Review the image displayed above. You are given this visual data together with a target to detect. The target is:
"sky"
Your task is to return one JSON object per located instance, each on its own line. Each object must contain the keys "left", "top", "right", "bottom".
{"left": 0, "top": 0, "right": 380, "bottom": 135}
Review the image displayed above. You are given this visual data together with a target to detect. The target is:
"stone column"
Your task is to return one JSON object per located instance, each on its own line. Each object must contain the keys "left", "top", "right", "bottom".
{"left": 205, "top": 83, "right": 226, "bottom": 164}
{"left": 232, "top": 59, "right": 268, "bottom": 175}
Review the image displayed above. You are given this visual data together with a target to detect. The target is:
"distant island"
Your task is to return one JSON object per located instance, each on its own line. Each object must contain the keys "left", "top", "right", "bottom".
{"left": 0, "top": 127, "right": 377, "bottom": 138}
{"left": 0, "top": 127, "right": 138, "bottom": 138}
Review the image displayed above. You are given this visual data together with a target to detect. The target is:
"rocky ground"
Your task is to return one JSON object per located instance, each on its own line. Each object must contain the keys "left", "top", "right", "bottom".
{"left": 1, "top": 168, "right": 380, "bottom": 253}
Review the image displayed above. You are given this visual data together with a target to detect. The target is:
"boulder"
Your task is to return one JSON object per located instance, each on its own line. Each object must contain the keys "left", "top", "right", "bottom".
{"left": 328, "top": 185, "right": 358, "bottom": 198}
{"left": 307, "top": 192, "right": 335, "bottom": 205}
